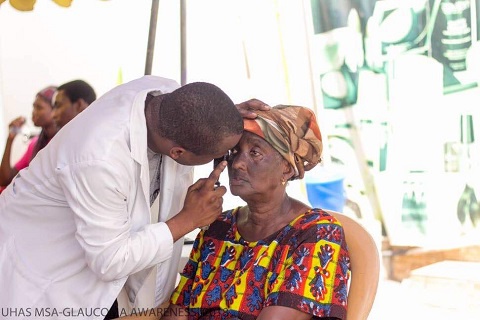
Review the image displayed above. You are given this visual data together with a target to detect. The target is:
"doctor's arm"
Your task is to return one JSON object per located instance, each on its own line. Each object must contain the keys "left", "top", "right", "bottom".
{"left": 57, "top": 160, "right": 174, "bottom": 282}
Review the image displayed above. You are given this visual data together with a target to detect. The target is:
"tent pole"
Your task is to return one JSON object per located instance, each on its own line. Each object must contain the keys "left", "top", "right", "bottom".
{"left": 145, "top": 0, "right": 160, "bottom": 75}
{"left": 180, "top": 0, "right": 187, "bottom": 85}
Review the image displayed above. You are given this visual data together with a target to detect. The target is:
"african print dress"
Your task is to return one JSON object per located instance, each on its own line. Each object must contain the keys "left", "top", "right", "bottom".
{"left": 170, "top": 208, "right": 350, "bottom": 320}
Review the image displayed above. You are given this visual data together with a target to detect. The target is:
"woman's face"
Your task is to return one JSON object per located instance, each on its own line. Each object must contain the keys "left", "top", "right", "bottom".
{"left": 228, "top": 132, "right": 286, "bottom": 200}
{"left": 31, "top": 96, "right": 54, "bottom": 128}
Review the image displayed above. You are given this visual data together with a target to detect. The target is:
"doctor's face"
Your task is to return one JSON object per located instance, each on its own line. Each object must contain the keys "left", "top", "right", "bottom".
{"left": 175, "top": 133, "right": 241, "bottom": 166}
{"left": 148, "top": 128, "right": 241, "bottom": 166}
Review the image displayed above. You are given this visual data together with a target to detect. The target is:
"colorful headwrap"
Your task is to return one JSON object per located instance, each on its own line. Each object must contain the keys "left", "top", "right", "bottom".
{"left": 36, "top": 86, "right": 57, "bottom": 106}
{"left": 243, "top": 105, "right": 322, "bottom": 180}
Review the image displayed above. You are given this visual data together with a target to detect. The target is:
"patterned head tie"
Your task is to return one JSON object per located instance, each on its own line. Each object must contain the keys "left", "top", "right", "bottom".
{"left": 243, "top": 105, "right": 322, "bottom": 180}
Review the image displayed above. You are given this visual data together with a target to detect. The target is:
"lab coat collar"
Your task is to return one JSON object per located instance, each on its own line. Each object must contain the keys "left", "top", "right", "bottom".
{"left": 129, "top": 89, "right": 154, "bottom": 208}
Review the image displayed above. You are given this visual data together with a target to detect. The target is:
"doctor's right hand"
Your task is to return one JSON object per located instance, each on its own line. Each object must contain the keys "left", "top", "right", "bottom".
{"left": 166, "top": 161, "right": 227, "bottom": 242}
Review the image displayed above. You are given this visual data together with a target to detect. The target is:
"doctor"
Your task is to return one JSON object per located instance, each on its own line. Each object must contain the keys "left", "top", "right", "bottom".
{"left": 0, "top": 75, "right": 268, "bottom": 319}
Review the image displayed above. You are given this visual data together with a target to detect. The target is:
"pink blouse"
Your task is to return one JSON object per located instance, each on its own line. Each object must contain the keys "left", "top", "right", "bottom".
{"left": 14, "top": 136, "right": 39, "bottom": 171}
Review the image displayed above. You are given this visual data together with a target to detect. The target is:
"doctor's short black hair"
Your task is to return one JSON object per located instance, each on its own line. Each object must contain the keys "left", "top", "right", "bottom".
{"left": 147, "top": 82, "right": 243, "bottom": 155}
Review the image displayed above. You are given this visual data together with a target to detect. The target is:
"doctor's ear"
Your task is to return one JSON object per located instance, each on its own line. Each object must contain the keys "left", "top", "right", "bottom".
{"left": 169, "top": 147, "right": 186, "bottom": 160}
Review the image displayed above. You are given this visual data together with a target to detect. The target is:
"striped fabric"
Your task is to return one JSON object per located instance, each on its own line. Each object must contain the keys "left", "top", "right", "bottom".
{"left": 243, "top": 105, "right": 322, "bottom": 180}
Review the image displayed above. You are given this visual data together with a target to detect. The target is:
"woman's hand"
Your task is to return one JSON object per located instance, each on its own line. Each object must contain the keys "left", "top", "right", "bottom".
{"left": 8, "top": 116, "right": 26, "bottom": 139}
{"left": 235, "top": 99, "right": 270, "bottom": 119}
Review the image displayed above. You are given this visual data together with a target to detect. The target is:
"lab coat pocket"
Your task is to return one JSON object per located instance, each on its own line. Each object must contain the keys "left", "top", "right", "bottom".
{"left": 0, "top": 237, "right": 52, "bottom": 308}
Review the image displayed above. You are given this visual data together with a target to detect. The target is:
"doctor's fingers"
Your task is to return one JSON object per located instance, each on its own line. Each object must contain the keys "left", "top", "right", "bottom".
{"left": 187, "top": 177, "right": 207, "bottom": 192}
{"left": 235, "top": 99, "right": 271, "bottom": 119}
{"left": 189, "top": 190, "right": 224, "bottom": 225}
{"left": 207, "top": 161, "right": 227, "bottom": 189}
{"left": 200, "top": 186, "right": 226, "bottom": 208}
{"left": 188, "top": 178, "right": 227, "bottom": 195}
{"left": 202, "top": 187, "right": 225, "bottom": 209}
{"left": 184, "top": 183, "right": 225, "bottom": 209}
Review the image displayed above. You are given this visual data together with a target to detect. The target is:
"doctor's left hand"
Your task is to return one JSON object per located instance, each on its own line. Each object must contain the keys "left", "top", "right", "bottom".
{"left": 235, "top": 98, "right": 270, "bottom": 119}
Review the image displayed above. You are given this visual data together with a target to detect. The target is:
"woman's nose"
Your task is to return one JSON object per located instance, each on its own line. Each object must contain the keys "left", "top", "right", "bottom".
{"left": 230, "top": 152, "right": 247, "bottom": 170}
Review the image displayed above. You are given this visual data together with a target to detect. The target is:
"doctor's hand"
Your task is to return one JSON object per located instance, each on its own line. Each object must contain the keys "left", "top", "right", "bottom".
{"left": 235, "top": 98, "right": 270, "bottom": 119}
{"left": 166, "top": 161, "right": 227, "bottom": 242}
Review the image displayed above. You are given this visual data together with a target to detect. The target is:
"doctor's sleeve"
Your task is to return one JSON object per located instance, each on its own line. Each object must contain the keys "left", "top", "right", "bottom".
{"left": 56, "top": 159, "right": 174, "bottom": 281}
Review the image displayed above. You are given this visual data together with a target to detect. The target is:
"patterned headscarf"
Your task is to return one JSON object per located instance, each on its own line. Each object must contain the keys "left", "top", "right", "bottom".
{"left": 243, "top": 105, "right": 322, "bottom": 180}
{"left": 36, "top": 86, "right": 57, "bottom": 106}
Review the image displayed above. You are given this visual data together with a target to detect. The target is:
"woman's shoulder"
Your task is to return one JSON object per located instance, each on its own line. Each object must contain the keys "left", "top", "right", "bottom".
{"left": 27, "top": 135, "right": 39, "bottom": 148}
{"left": 203, "top": 207, "right": 242, "bottom": 240}
{"left": 218, "top": 206, "right": 242, "bottom": 221}
{"left": 295, "top": 208, "right": 343, "bottom": 229}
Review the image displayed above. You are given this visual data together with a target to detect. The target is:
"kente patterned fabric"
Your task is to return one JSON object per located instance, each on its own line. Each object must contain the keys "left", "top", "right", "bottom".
{"left": 243, "top": 105, "right": 322, "bottom": 180}
{"left": 170, "top": 208, "right": 350, "bottom": 320}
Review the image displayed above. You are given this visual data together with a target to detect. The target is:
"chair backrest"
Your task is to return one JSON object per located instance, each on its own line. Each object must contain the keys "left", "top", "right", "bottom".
{"left": 326, "top": 210, "right": 380, "bottom": 320}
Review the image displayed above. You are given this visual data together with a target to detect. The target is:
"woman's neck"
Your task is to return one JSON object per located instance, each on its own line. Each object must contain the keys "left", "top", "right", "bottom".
{"left": 238, "top": 197, "right": 307, "bottom": 242}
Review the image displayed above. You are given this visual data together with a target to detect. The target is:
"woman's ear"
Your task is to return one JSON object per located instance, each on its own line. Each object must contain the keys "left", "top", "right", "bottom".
{"left": 283, "top": 160, "right": 295, "bottom": 181}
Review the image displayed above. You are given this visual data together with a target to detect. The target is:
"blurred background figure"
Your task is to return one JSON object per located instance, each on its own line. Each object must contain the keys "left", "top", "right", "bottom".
{"left": 0, "top": 85, "right": 57, "bottom": 193}
{"left": 53, "top": 79, "right": 96, "bottom": 129}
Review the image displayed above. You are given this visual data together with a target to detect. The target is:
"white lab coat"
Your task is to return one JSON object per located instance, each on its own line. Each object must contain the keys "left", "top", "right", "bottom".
{"left": 0, "top": 76, "right": 193, "bottom": 319}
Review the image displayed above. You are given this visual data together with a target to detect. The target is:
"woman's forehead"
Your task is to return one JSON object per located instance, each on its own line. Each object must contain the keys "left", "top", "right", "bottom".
{"left": 240, "top": 131, "right": 269, "bottom": 146}
{"left": 240, "top": 131, "right": 268, "bottom": 144}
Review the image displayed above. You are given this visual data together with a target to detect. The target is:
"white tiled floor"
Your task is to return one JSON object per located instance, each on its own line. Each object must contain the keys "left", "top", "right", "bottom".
{"left": 369, "top": 277, "right": 480, "bottom": 320}
{"left": 370, "top": 280, "right": 471, "bottom": 320}
{"left": 369, "top": 280, "right": 404, "bottom": 320}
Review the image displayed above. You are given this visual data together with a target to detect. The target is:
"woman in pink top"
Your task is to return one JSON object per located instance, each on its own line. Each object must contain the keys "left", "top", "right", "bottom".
{"left": 0, "top": 86, "right": 57, "bottom": 192}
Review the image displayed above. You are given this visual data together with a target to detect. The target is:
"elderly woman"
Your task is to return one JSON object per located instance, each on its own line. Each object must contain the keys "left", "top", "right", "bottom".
{"left": 162, "top": 105, "right": 350, "bottom": 320}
